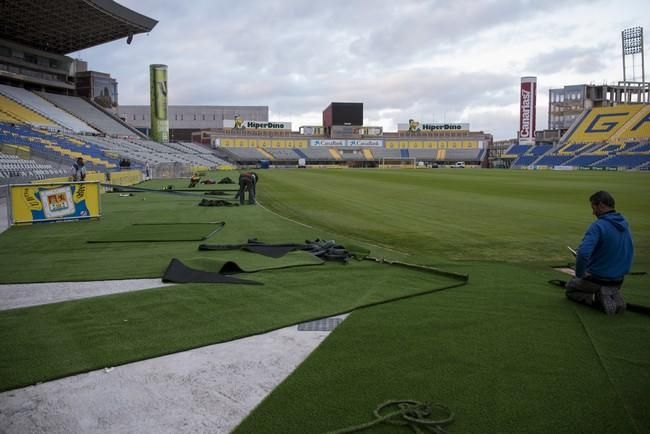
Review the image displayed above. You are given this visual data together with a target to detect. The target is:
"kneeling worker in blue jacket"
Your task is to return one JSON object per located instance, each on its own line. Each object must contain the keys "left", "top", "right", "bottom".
{"left": 565, "top": 191, "right": 634, "bottom": 314}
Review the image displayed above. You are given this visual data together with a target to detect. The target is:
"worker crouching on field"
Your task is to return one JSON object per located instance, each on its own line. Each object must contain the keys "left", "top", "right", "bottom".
{"left": 188, "top": 173, "right": 200, "bottom": 188}
{"left": 237, "top": 172, "right": 258, "bottom": 205}
{"left": 565, "top": 191, "right": 634, "bottom": 314}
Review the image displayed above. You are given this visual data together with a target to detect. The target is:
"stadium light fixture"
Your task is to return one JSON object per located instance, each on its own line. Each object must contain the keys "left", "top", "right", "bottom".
{"left": 621, "top": 26, "right": 646, "bottom": 103}
{"left": 622, "top": 26, "right": 643, "bottom": 55}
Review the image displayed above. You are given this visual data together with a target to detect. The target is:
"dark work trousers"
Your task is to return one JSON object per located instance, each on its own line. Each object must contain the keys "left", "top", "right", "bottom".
{"left": 238, "top": 178, "right": 256, "bottom": 204}
{"left": 565, "top": 277, "right": 626, "bottom": 314}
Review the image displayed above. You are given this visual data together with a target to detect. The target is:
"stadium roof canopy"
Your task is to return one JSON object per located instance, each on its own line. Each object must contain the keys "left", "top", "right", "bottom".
{"left": 0, "top": 0, "right": 158, "bottom": 55}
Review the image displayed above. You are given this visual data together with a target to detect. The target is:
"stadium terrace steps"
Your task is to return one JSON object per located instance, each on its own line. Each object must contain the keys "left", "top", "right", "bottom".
{"left": 0, "top": 153, "right": 67, "bottom": 180}
{"left": 444, "top": 148, "right": 482, "bottom": 161}
{"left": 266, "top": 148, "right": 300, "bottom": 161}
{"left": 613, "top": 105, "right": 650, "bottom": 142}
{"left": 0, "top": 84, "right": 97, "bottom": 134}
{"left": 529, "top": 144, "right": 553, "bottom": 155}
{"left": 0, "top": 110, "right": 19, "bottom": 124}
{"left": 293, "top": 148, "right": 308, "bottom": 159}
{"left": 371, "top": 148, "right": 401, "bottom": 159}
{"left": 581, "top": 142, "right": 607, "bottom": 154}
{"left": 629, "top": 142, "right": 650, "bottom": 153}
{"left": 256, "top": 147, "right": 274, "bottom": 160}
{"left": 214, "top": 143, "right": 487, "bottom": 166}
{"left": 511, "top": 154, "right": 539, "bottom": 167}
{"left": 36, "top": 92, "right": 136, "bottom": 137}
{"left": 0, "top": 95, "right": 56, "bottom": 128}
{"left": 558, "top": 143, "right": 590, "bottom": 154}
{"left": 564, "top": 154, "right": 607, "bottom": 167}
{"left": 565, "top": 104, "right": 645, "bottom": 145}
{"left": 535, "top": 155, "right": 573, "bottom": 167}
{"left": 1, "top": 124, "right": 118, "bottom": 170}
{"left": 328, "top": 148, "right": 342, "bottom": 160}
{"left": 503, "top": 144, "right": 531, "bottom": 157}
{"left": 408, "top": 149, "right": 436, "bottom": 160}
{"left": 80, "top": 136, "right": 224, "bottom": 167}
{"left": 592, "top": 153, "right": 650, "bottom": 168}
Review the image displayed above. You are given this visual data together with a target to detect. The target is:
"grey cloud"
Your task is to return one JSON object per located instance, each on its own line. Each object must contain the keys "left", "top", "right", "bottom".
{"left": 75, "top": 0, "right": 644, "bottom": 141}
{"left": 525, "top": 44, "right": 614, "bottom": 75}
{"left": 347, "top": 0, "right": 596, "bottom": 65}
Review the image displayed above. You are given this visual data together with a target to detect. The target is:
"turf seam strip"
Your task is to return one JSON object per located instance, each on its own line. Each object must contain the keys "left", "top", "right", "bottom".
{"left": 573, "top": 307, "right": 643, "bottom": 434}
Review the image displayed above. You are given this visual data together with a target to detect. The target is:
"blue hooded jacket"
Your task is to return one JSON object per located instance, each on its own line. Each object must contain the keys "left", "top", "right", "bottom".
{"left": 575, "top": 211, "right": 634, "bottom": 280}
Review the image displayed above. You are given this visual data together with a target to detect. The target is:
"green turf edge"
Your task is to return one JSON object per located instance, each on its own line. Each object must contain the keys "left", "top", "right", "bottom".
{"left": 233, "top": 261, "right": 650, "bottom": 434}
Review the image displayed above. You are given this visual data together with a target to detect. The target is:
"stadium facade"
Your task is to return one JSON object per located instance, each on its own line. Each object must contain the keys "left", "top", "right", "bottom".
{"left": 0, "top": 0, "right": 157, "bottom": 92}
{"left": 118, "top": 105, "right": 269, "bottom": 142}
{"left": 188, "top": 102, "right": 492, "bottom": 168}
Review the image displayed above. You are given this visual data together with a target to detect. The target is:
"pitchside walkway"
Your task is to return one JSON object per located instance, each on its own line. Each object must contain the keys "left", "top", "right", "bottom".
{"left": 0, "top": 252, "right": 347, "bottom": 433}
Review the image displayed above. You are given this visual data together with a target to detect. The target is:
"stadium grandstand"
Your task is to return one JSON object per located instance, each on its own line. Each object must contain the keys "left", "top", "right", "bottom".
{"left": 503, "top": 103, "right": 650, "bottom": 170}
{"left": 0, "top": 1, "right": 239, "bottom": 187}
{"left": 189, "top": 104, "right": 491, "bottom": 168}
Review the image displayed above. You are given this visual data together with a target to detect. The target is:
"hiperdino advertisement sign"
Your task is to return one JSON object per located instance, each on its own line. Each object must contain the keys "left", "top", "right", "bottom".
{"left": 398, "top": 121, "right": 470, "bottom": 132}
{"left": 224, "top": 119, "right": 291, "bottom": 130}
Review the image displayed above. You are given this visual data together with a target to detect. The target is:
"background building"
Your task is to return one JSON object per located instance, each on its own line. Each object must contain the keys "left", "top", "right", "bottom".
{"left": 548, "top": 83, "right": 650, "bottom": 131}
{"left": 118, "top": 105, "right": 269, "bottom": 141}
{"left": 75, "top": 71, "right": 119, "bottom": 109}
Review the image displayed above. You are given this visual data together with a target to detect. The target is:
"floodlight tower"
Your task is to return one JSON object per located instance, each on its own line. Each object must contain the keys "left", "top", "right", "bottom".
{"left": 621, "top": 26, "right": 646, "bottom": 103}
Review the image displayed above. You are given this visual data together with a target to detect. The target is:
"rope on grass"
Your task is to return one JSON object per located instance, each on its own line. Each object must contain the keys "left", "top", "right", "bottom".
{"left": 325, "top": 400, "right": 454, "bottom": 434}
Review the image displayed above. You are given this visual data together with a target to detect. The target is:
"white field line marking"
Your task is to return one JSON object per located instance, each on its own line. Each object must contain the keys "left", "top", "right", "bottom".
{"left": 257, "top": 201, "right": 410, "bottom": 256}
{"left": 257, "top": 201, "right": 313, "bottom": 228}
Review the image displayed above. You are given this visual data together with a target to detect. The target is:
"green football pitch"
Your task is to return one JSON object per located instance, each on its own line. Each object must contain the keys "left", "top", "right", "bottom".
{"left": 0, "top": 168, "right": 648, "bottom": 433}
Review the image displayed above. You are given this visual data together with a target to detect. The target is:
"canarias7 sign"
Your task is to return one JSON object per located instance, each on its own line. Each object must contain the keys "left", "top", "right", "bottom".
{"left": 10, "top": 182, "right": 101, "bottom": 224}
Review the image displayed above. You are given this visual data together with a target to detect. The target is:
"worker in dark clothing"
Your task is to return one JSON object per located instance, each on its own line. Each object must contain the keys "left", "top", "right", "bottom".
{"left": 237, "top": 172, "right": 258, "bottom": 205}
{"left": 71, "top": 157, "right": 86, "bottom": 181}
{"left": 188, "top": 173, "right": 200, "bottom": 188}
{"left": 564, "top": 191, "right": 634, "bottom": 314}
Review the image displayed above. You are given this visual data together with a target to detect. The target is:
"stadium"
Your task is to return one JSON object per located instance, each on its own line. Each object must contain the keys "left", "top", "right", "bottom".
{"left": 0, "top": 1, "right": 649, "bottom": 433}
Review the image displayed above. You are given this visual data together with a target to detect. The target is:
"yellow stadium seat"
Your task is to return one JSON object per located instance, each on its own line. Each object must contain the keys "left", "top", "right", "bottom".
{"left": 0, "top": 95, "right": 56, "bottom": 127}
{"left": 615, "top": 105, "right": 650, "bottom": 141}
{"left": 0, "top": 108, "right": 23, "bottom": 124}
{"left": 257, "top": 148, "right": 274, "bottom": 160}
{"left": 567, "top": 104, "right": 645, "bottom": 144}
{"left": 328, "top": 148, "right": 342, "bottom": 160}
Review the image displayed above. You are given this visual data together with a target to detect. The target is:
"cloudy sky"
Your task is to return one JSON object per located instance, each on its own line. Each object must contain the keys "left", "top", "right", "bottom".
{"left": 74, "top": 0, "right": 649, "bottom": 140}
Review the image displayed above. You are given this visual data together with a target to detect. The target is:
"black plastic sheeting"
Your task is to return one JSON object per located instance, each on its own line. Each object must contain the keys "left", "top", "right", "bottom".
{"left": 199, "top": 239, "right": 353, "bottom": 261}
{"left": 162, "top": 258, "right": 262, "bottom": 285}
